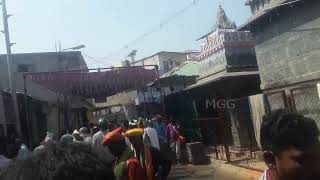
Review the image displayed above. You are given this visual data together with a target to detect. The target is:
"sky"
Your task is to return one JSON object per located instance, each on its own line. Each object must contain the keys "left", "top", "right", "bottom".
{"left": 2, "top": 0, "right": 251, "bottom": 68}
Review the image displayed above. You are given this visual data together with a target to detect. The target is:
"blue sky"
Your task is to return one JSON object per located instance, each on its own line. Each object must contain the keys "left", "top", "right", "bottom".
{"left": 2, "top": 0, "right": 251, "bottom": 68}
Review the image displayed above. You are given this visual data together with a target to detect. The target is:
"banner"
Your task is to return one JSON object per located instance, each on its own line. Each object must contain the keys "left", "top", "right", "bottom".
{"left": 26, "top": 67, "right": 157, "bottom": 99}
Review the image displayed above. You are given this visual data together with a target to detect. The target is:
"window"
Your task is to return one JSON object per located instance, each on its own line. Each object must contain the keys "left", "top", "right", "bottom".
{"left": 168, "top": 59, "right": 174, "bottom": 69}
{"left": 17, "top": 64, "right": 34, "bottom": 72}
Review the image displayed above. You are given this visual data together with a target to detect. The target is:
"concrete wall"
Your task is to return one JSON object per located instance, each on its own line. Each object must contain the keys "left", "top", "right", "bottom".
{"left": 0, "top": 51, "right": 87, "bottom": 93}
{"left": 251, "top": 0, "right": 320, "bottom": 90}
{"left": 198, "top": 29, "right": 257, "bottom": 80}
{"left": 246, "top": 0, "right": 320, "bottom": 129}
{"left": 199, "top": 50, "right": 227, "bottom": 79}
{"left": 225, "top": 48, "right": 257, "bottom": 70}
{"left": 229, "top": 98, "right": 257, "bottom": 148}
{"left": 133, "top": 52, "right": 187, "bottom": 76}
{"left": 158, "top": 52, "right": 187, "bottom": 75}
{"left": 0, "top": 51, "right": 88, "bottom": 139}
{"left": 46, "top": 106, "right": 60, "bottom": 136}
{"left": 139, "top": 55, "right": 160, "bottom": 70}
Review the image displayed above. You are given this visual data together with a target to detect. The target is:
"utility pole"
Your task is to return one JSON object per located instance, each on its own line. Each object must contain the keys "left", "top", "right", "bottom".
{"left": 1, "top": 0, "right": 22, "bottom": 136}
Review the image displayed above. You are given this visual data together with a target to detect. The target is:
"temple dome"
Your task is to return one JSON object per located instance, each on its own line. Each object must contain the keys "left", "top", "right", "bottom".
{"left": 214, "top": 5, "right": 236, "bottom": 30}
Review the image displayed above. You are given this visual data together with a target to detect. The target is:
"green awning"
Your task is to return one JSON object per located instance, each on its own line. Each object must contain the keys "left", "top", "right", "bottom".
{"left": 150, "top": 61, "right": 200, "bottom": 87}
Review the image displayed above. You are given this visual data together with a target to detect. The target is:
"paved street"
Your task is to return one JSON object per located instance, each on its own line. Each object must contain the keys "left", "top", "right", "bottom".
{"left": 168, "top": 160, "right": 262, "bottom": 180}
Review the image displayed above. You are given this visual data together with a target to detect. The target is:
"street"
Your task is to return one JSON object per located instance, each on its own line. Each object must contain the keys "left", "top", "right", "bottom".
{"left": 0, "top": 0, "right": 319, "bottom": 180}
{"left": 168, "top": 160, "right": 262, "bottom": 180}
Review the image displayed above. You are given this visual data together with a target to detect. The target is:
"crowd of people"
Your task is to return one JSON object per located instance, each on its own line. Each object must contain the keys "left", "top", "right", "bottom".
{"left": 0, "top": 109, "right": 320, "bottom": 180}
{"left": 0, "top": 114, "right": 183, "bottom": 180}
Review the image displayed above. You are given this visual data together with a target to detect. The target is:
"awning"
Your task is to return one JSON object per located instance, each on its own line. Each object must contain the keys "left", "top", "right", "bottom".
{"left": 149, "top": 61, "right": 199, "bottom": 87}
{"left": 150, "top": 75, "right": 197, "bottom": 87}
{"left": 25, "top": 67, "right": 157, "bottom": 100}
{"left": 185, "top": 70, "right": 260, "bottom": 91}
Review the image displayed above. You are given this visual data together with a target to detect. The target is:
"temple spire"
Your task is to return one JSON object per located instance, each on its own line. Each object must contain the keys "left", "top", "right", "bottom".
{"left": 214, "top": 4, "right": 236, "bottom": 30}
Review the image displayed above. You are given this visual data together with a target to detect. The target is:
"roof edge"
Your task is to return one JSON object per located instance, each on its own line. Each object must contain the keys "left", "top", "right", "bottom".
{"left": 131, "top": 51, "right": 186, "bottom": 65}
{"left": 238, "top": 0, "right": 302, "bottom": 31}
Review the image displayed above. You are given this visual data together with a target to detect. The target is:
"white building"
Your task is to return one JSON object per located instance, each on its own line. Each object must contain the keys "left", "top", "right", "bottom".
{"left": 130, "top": 51, "right": 189, "bottom": 76}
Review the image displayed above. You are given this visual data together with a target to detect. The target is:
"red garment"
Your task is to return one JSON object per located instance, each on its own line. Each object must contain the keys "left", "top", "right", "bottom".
{"left": 114, "top": 127, "right": 123, "bottom": 134}
{"left": 127, "top": 158, "right": 147, "bottom": 180}
{"left": 101, "top": 128, "right": 124, "bottom": 145}
{"left": 260, "top": 169, "right": 274, "bottom": 180}
{"left": 145, "top": 145, "right": 154, "bottom": 180}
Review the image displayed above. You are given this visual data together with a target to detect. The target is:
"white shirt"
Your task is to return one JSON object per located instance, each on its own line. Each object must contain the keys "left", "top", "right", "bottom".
{"left": 83, "top": 136, "right": 93, "bottom": 146}
{"left": 92, "top": 130, "right": 115, "bottom": 162}
{"left": 143, "top": 126, "right": 160, "bottom": 150}
{"left": 92, "top": 130, "right": 106, "bottom": 148}
{"left": 16, "top": 144, "right": 31, "bottom": 160}
{"left": 124, "top": 134, "right": 132, "bottom": 148}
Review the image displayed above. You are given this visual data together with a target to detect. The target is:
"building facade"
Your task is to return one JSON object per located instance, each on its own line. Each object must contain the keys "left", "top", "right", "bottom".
{"left": 131, "top": 51, "right": 189, "bottom": 76}
{"left": 0, "top": 51, "right": 89, "bottom": 147}
{"left": 195, "top": 5, "right": 259, "bottom": 151}
{"left": 0, "top": 51, "right": 87, "bottom": 92}
{"left": 240, "top": 0, "right": 320, "bottom": 128}
{"left": 163, "top": 6, "right": 261, "bottom": 162}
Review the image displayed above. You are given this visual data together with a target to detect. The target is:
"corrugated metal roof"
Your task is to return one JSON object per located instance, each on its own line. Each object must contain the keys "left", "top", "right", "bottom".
{"left": 147, "top": 61, "right": 199, "bottom": 87}
{"left": 161, "top": 61, "right": 200, "bottom": 78}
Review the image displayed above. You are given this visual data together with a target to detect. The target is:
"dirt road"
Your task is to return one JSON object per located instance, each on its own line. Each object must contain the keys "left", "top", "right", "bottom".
{"left": 168, "top": 160, "right": 262, "bottom": 180}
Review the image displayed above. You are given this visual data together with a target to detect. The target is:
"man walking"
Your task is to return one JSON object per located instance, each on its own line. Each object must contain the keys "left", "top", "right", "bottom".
{"left": 102, "top": 128, "right": 146, "bottom": 180}
{"left": 60, "top": 130, "right": 74, "bottom": 147}
{"left": 166, "top": 119, "right": 181, "bottom": 165}
{"left": 92, "top": 118, "right": 115, "bottom": 162}
{"left": 152, "top": 115, "right": 167, "bottom": 144}
{"left": 143, "top": 122, "right": 160, "bottom": 150}
{"left": 80, "top": 127, "right": 93, "bottom": 146}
